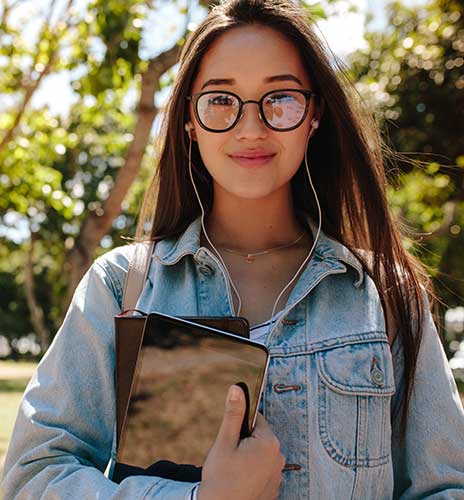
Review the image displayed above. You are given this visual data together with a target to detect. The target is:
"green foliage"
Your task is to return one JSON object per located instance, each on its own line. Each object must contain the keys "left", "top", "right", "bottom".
{"left": 301, "top": 0, "right": 360, "bottom": 20}
{"left": 0, "top": 0, "right": 461, "bottom": 351}
{"left": 0, "top": 0, "right": 154, "bottom": 345}
{"left": 349, "top": 0, "right": 464, "bottom": 307}
{"left": 350, "top": 0, "right": 463, "bottom": 163}
{"left": 301, "top": 1, "right": 328, "bottom": 19}
{"left": 80, "top": 0, "right": 146, "bottom": 95}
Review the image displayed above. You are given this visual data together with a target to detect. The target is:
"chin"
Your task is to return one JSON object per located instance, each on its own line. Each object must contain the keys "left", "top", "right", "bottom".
{"left": 212, "top": 177, "right": 288, "bottom": 202}
{"left": 225, "top": 186, "right": 282, "bottom": 201}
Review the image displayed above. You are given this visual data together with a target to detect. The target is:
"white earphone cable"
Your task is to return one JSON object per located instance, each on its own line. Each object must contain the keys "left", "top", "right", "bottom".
{"left": 187, "top": 121, "right": 322, "bottom": 340}
{"left": 188, "top": 133, "right": 244, "bottom": 315}
{"left": 266, "top": 129, "right": 322, "bottom": 329}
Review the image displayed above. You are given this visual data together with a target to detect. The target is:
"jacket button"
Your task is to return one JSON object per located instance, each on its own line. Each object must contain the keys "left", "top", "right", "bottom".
{"left": 282, "top": 463, "right": 302, "bottom": 471}
{"left": 371, "top": 368, "right": 384, "bottom": 386}
{"left": 282, "top": 318, "right": 298, "bottom": 326}
{"left": 198, "top": 264, "right": 214, "bottom": 276}
{"left": 274, "top": 383, "right": 302, "bottom": 393}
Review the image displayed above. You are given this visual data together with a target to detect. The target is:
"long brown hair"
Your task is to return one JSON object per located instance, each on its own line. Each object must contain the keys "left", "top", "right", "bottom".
{"left": 137, "top": 0, "right": 434, "bottom": 436}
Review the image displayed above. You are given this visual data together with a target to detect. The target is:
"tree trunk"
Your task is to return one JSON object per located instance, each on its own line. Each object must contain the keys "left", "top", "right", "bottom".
{"left": 61, "top": 0, "right": 218, "bottom": 315}
{"left": 24, "top": 236, "right": 51, "bottom": 350}
{"left": 61, "top": 43, "right": 182, "bottom": 314}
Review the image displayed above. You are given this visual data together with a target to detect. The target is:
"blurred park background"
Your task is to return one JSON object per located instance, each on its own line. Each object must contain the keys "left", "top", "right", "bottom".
{"left": 0, "top": 0, "right": 463, "bottom": 483}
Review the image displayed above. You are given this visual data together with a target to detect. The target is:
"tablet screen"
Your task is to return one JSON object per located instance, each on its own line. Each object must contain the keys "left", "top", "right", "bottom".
{"left": 117, "top": 313, "right": 269, "bottom": 469}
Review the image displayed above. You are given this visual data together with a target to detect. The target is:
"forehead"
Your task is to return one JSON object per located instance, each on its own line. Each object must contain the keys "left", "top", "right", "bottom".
{"left": 192, "top": 24, "right": 311, "bottom": 91}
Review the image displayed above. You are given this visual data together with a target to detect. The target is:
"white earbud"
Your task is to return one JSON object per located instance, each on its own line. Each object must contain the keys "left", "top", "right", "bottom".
{"left": 185, "top": 122, "right": 193, "bottom": 138}
{"left": 187, "top": 106, "right": 323, "bottom": 338}
{"left": 307, "top": 118, "right": 319, "bottom": 139}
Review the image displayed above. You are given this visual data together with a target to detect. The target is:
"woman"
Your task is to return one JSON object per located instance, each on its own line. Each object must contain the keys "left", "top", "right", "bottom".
{"left": 3, "top": 0, "right": 464, "bottom": 498}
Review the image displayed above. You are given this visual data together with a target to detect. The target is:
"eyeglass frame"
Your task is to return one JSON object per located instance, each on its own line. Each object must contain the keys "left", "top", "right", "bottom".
{"left": 186, "top": 88, "right": 318, "bottom": 133}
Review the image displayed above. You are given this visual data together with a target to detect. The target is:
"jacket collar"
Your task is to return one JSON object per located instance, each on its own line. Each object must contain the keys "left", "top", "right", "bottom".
{"left": 153, "top": 213, "right": 364, "bottom": 286}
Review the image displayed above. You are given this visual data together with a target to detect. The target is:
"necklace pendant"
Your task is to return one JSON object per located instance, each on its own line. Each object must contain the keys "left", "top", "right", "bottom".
{"left": 245, "top": 254, "right": 255, "bottom": 263}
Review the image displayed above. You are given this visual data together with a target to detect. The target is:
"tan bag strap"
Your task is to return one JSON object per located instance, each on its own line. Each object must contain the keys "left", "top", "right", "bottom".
{"left": 122, "top": 240, "right": 155, "bottom": 312}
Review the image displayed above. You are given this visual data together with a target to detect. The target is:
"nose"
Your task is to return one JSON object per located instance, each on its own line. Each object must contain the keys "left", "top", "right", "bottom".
{"left": 233, "top": 101, "right": 268, "bottom": 140}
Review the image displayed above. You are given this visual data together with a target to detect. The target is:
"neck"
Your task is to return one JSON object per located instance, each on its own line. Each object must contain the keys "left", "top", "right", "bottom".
{"left": 202, "top": 186, "right": 308, "bottom": 252}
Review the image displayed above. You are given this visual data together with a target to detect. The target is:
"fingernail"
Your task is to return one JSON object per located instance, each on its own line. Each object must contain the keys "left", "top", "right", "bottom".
{"left": 229, "top": 385, "right": 241, "bottom": 402}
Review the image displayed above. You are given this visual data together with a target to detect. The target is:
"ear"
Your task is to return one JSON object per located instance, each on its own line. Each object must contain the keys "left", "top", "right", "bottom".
{"left": 185, "top": 121, "right": 198, "bottom": 141}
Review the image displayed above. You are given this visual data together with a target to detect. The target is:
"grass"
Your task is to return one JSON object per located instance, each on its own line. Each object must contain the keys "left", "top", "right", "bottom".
{"left": 457, "top": 380, "right": 464, "bottom": 404}
{"left": 0, "top": 360, "right": 38, "bottom": 378}
{"left": 0, "top": 384, "right": 27, "bottom": 461}
{"left": 0, "top": 379, "right": 30, "bottom": 393}
{"left": 0, "top": 360, "right": 36, "bottom": 496}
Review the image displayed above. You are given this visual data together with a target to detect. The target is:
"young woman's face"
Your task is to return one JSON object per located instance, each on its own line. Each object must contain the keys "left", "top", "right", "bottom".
{"left": 188, "top": 24, "right": 317, "bottom": 202}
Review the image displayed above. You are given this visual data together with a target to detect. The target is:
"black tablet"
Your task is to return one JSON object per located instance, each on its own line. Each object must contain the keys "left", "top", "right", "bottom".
{"left": 116, "top": 312, "right": 269, "bottom": 469}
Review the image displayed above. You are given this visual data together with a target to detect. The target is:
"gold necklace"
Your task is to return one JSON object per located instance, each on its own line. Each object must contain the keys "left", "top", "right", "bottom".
{"left": 216, "top": 229, "right": 307, "bottom": 263}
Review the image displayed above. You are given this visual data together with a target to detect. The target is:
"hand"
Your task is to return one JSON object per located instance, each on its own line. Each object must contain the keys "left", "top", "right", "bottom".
{"left": 197, "top": 385, "right": 285, "bottom": 500}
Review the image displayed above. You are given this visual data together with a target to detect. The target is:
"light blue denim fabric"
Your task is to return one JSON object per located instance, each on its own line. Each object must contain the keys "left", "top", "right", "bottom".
{"left": 3, "top": 214, "right": 464, "bottom": 499}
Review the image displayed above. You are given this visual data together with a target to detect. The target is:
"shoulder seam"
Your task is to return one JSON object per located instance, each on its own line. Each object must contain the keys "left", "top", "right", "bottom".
{"left": 93, "top": 258, "right": 123, "bottom": 310}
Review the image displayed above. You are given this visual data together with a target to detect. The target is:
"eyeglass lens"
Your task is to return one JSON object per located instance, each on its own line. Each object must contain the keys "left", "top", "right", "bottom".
{"left": 196, "top": 91, "right": 307, "bottom": 130}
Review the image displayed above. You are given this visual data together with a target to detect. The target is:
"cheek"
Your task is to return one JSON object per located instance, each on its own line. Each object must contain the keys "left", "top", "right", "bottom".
{"left": 197, "top": 130, "right": 215, "bottom": 154}
{"left": 284, "top": 129, "right": 310, "bottom": 164}
{"left": 195, "top": 132, "right": 225, "bottom": 173}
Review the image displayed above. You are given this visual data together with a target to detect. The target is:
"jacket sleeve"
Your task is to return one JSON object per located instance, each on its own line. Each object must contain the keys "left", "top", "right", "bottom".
{"left": 1, "top": 252, "right": 200, "bottom": 500}
{"left": 391, "top": 295, "right": 464, "bottom": 499}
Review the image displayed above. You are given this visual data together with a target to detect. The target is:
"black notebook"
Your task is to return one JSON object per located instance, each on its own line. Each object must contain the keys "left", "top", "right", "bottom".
{"left": 116, "top": 312, "right": 269, "bottom": 470}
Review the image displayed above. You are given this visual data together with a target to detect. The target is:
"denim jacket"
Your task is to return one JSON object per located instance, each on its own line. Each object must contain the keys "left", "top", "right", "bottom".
{"left": 3, "top": 214, "right": 464, "bottom": 499}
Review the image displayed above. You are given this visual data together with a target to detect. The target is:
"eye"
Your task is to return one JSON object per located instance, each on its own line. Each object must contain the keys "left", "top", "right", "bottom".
{"left": 208, "top": 94, "right": 235, "bottom": 106}
{"left": 265, "top": 93, "right": 296, "bottom": 104}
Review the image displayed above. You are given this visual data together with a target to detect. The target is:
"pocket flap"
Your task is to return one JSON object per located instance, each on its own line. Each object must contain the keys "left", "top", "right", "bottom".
{"left": 316, "top": 340, "right": 395, "bottom": 396}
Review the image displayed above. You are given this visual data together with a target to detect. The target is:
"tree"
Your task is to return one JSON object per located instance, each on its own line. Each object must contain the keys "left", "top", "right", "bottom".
{"left": 1, "top": 0, "right": 353, "bottom": 351}
{"left": 349, "top": 0, "right": 464, "bottom": 310}
{"left": 5, "top": 0, "right": 429, "bottom": 352}
{"left": 0, "top": 0, "right": 215, "bottom": 349}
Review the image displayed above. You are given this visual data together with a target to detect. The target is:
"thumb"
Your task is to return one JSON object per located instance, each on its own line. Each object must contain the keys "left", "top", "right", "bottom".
{"left": 216, "top": 385, "right": 246, "bottom": 448}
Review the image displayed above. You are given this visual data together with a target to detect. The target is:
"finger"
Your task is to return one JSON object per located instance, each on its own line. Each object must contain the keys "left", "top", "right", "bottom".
{"left": 215, "top": 385, "right": 246, "bottom": 449}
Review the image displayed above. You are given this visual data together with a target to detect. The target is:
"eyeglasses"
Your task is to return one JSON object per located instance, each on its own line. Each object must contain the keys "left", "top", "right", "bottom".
{"left": 186, "top": 88, "right": 317, "bottom": 132}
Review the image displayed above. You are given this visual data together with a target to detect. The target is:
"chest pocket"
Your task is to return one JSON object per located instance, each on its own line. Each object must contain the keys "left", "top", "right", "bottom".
{"left": 316, "top": 339, "right": 395, "bottom": 468}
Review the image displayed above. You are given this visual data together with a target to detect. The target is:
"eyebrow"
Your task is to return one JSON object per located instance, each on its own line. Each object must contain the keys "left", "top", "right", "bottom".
{"left": 200, "top": 74, "right": 303, "bottom": 90}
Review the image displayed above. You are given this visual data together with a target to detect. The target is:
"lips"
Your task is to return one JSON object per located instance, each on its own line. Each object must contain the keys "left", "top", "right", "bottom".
{"left": 228, "top": 151, "right": 276, "bottom": 167}
{"left": 229, "top": 151, "right": 276, "bottom": 159}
